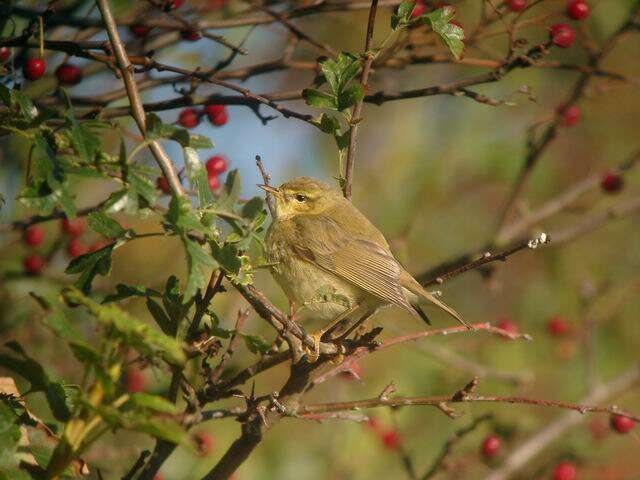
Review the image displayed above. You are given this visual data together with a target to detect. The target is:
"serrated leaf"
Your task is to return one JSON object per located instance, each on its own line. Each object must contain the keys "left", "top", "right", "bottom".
{"left": 392, "top": 1, "right": 416, "bottom": 29}
{"left": 183, "top": 147, "right": 214, "bottom": 208}
{"left": 320, "top": 52, "right": 362, "bottom": 95}
{"left": 316, "top": 113, "right": 341, "bottom": 134}
{"left": 182, "top": 237, "right": 217, "bottom": 302}
{"left": 146, "top": 113, "right": 190, "bottom": 146}
{"left": 146, "top": 298, "right": 174, "bottom": 336}
{"left": 65, "top": 242, "right": 117, "bottom": 293}
{"left": 165, "top": 195, "right": 206, "bottom": 233}
{"left": 302, "top": 89, "right": 338, "bottom": 110}
{"left": 103, "top": 283, "right": 162, "bottom": 303}
{"left": 338, "top": 84, "right": 365, "bottom": 110}
{"left": 87, "top": 211, "right": 126, "bottom": 239}
{"left": 241, "top": 197, "right": 265, "bottom": 221}
{"left": 188, "top": 134, "right": 214, "bottom": 149}
{"left": 422, "top": 7, "right": 465, "bottom": 60}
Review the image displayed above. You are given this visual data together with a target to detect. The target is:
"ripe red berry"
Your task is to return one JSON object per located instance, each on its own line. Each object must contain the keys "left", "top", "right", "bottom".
{"left": 553, "top": 461, "right": 577, "bottom": 480}
{"left": 0, "top": 47, "right": 11, "bottom": 63}
{"left": 600, "top": 172, "right": 623, "bottom": 193}
{"left": 24, "top": 58, "right": 46, "bottom": 80}
{"left": 181, "top": 29, "right": 202, "bottom": 41}
{"left": 411, "top": 0, "right": 426, "bottom": 18}
{"left": 547, "top": 316, "right": 570, "bottom": 336}
{"left": 212, "top": 109, "right": 229, "bottom": 126}
{"left": 381, "top": 429, "right": 402, "bottom": 450}
{"left": 68, "top": 238, "right": 89, "bottom": 258}
{"left": 206, "top": 155, "right": 228, "bottom": 175}
{"left": 559, "top": 105, "right": 580, "bottom": 126}
{"left": 497, "top": 317, "right": 519, "bottom": 335}
{"left": 130, "top": 24, "right": 151, "bottom": 38}
{"left": 550, "top": 23, "right": 576, "bottom": 48}
{"left": 481, "top": 435, "right": 502, "bottom": 459}
{"left": 204, "top": 104, "right": 228, "bottom": 124}
{"left": 194, "top": 431, "right": 215, "bottom": 456}
{"left": 124, "top": 368, "right": 148, "bottom": 393}
{"left": 178, "top": 108, "right": 200, "bottom": 129}
{"left": 55, "top": 63, "right": 82, "bottom": 85}
{"left": 208, "top": 174, "right": 221, "bottom": 191}
{"left": 24, "top": 226, "right": 45, "bottom": 246}
{"left": 567, "top": 0, "right": 589, "bottom": 20}
{"left": 164, "top": 0, "right": 185, "bottom": 9}
{"left": 156, "top": 176, "right": 172, "bottom": 195}
{"left": 508, "top": 0, "right": 527, "bottom": 11}
{"left": 61, "top": 217, "right": 87, "bottom": 237}
{"left": 24, "top": 254, "right": 45, "bottom": 275}
{"left": 610, "top": 414, "right": 636, "bottom": 434}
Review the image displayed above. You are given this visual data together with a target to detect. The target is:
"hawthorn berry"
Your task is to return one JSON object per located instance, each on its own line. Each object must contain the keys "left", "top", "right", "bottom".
{"left": 204, "top": 104, "right": 228, "bottom": 125}
{"left": 547, "top": 316, "right": 570, "bottom": 336}
{"left": 0, "top": 47, "right": 11, "bottom": 63}
{"left": 194, "top": 431, "right": 215, "bottom": 456}
{"left": 610, "top": 414, "right": 636, "bottom": 434}
{"left": 208, "top": 174, "right": 221, "bottom": 191}
{"left": 211, "top": 109, "right": 229, "bottom": 126}
{"left": 68, "top": 238, "right": 89, "bottom": 258}
{"left": 24, "top": 58, "right": 46, "bottom": 80}
{"left": 600, "top": 172, "right": 623, "bottom": 193}
{"left": 178, "top": 108, "right": 200, "bottom": 129}
{"left": 550, "top": 23, "right": 576, "bottom": 48}
{"left": 497, "top": 317, "right": 519, "bottom": 335}
{"left": 481, "top": 435, "right": 502, "bottom": 459}
{"left": 181, "top": 29, "right": 202, "bottom": 41}
{"left": 381, "top": 429, "right": 402, "bottom": 450}
{"left": 559, "top": 105, "right": 581, "bottom": 126}
{"left": 124, "top": 368, "right": 148, "bottom": 393}
{"left": 567, "top": 0, "right": 590, "bottom": 20}
{"left": 130, "top": 24, "right": 151, "bottom": 38}
{"left": 24, "top": 226, "right": 45, "bottom": 247}
{"left": 508, "top": 0, "right": 527, "bottom": 12}
{"left": 553, "top": 461, "right": 577, "bottom": 480}
{"left": 206, "top": 155, "right": 228, "bottom": 175}
{"left": 411, "top": 0, "right": 426, "bottom": 18}
{"left": 24, "top": 254, "right": 45, "bottom": 275}
{"left": 55, "top": 63, "right": 83, "bottom": 85}
{"left": 164, "top": 0, "right": 185, "bottom": 10}
{"left": 156, "top": 175, "right": 172, "bottom": 195}
{"left": 61, "top": 217, "right": 87, "bottom": 237}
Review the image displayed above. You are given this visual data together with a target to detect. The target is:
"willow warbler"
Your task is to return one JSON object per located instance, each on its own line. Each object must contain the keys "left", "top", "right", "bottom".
{"left": 261, "top": 177, "right": 469, "bottom": 349}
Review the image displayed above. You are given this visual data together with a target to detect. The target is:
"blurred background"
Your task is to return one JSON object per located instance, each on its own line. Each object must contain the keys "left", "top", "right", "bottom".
{"left": 1, "top": 0, "right": 639, "bottom": 479}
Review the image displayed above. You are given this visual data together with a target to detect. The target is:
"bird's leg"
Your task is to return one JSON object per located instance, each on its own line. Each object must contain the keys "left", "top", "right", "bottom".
{"left": 304, "top": 304, "right": 360, "bottom": 363}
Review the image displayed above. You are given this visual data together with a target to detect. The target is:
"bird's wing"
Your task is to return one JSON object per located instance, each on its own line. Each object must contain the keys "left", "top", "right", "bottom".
{"left": 289, "top": 215, "right": 414, "bottom": 312}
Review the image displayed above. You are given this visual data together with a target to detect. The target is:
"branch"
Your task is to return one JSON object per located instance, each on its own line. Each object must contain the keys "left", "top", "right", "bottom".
{"left": 343, "top": 0, "right": 379, "bottom": 199}
{"left": 96, "top": 0, "right": 185, "bottom": 197}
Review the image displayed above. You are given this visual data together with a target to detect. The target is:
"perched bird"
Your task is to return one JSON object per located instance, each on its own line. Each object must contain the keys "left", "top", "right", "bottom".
{"left": 260, "top": 177, "right": 470, "bottom": 355}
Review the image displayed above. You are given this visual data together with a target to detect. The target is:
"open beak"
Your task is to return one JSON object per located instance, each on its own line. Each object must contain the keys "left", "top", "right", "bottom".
{"left": 257, "top": 184, "right": 279, "bottom": 195}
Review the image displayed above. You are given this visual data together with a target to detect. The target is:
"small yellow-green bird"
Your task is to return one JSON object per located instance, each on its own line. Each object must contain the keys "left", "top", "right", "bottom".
{"left": 260, "top": 177, "right": 470, "bottom": 348}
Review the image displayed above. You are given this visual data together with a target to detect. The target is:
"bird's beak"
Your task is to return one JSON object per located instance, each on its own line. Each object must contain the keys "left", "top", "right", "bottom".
{"left": 257, "top": 184, "right": 279, "bottom": 195}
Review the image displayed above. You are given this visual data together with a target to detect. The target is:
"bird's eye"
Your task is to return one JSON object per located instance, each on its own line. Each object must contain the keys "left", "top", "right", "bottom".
{"left": 295, "top": 194, "right": 307, "bottom": 202}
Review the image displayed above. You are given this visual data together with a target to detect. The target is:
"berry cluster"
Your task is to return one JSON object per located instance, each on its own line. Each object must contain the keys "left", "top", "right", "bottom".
{"left": 176, "top": 104, "right": 229, "bottom": 129}
{"left": 156, "top": 155, "right": 228, "bottom": 195}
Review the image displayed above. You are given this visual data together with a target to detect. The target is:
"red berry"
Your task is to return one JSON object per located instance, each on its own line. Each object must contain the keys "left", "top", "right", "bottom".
{"left": 567, "top": 0, "right": 589, "bottom": 20}
{"left": 124, "top": 368, "right": 148, "bottom": 393}
{"left": 411, "top": 1, "right": 426, "bottom": 18}
{"left": 55, "top": 63, "right": 82, "bottom": 85}
{"left": 164, "top": 0, "right": 185, "bottom": 9}
{"left": 553, "top": 461, "right": 577, "bottom": 480}
{"left": 24, "top": 226, "right": 45, "bottom": 246}
{"left": 547, "top": 316, "right": 570, "bottom": 336}
{"left": 365, "top": 416, "right": 381, "bottom": 431}
{"left": 204, "top": 104, "right": 227, "bottom": 124}
{"left": 211, "top": 109, "right": 229, "bottom": 126}
{"left": 559, "top": 105, "right": 580, "bottom": 126}
{"left": 497, "top": 317, "right": 519, "bottom": 335}
{"left": 24, "top": 58, "right": 46, "bottom": 80}
{"left": 508, "top": 0, "right": 527, "bottom": 11}
{"left": 208, "top": 174, "right": 221, "bottom": 191}
{"left": 206, "top": 155, "right": 228, "bottom": 175}
{"left": 130, "top": 24, "right": 151, "bottom": 38}
{"left": 481, "top": 435, "right": 502, "bottom": 459}
{"left": 0, "top": 47, "right": 11, "bottom": 63}
{"left": 156, "top": 176, "right": 172, "bottom": 195}
{"left": 550, "top": 23, "right": 576, "bottom": 48}
{"left": 194, "top": 431, "right": 215, "bottom": 456}
{"left": 178, "top": 108, "right": 200, "bottom": 129}
{"left": 181, "top": 29, "right": 201, "bottom": 41}
{"left": 610, "top": 414, "right": 636, "bottom": 434}
{"left": 24, "top": 254, "right": 45, "bottom": 275}
{"left": 600, "top": 172, "right": 623, "bottom": 193}
{"left": 61, "top": 217, "right": 87, "bottom": 237}
{"left": 381, "top": 429, "right": 402, "bottom": 450}
{"left": 68, "top": 238, "right": 89, "bottom": 258}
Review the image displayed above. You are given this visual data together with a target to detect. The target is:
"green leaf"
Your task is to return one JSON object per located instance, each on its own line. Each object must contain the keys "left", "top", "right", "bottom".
{"left": 320, "top": 52, "right": 362, "bottom": 95}
{"left": 66, "top": 112, "right": 100, "bottom": 163}
{"left": 210, "top": 242, "right": 241, "bottom": 275}
{"left": 241, "top": 197, "right": 265, "bottom": 221}
{"left": 61, "top": 287, "right": 187, "bottom": 365}
{"left": 338, "top": 84, "right": 365, "bottom": 110}
{"left": 182, "top": 237, "right": 217, "bottom": 302}
{"left": 302, "top": 89, "right": 338, "bottom": 110}
{"left": 103, "top": 283, "right": 162, "bottom": 303}
{"left": 212, "top": 169, "right": 242, "bottom": 214}
{"left": 316, "top": 113, "right": 341, "bottom": 134}
{"left": 188, "top": 134, "right": 214, "bottom": 150}
{"left": 128, "top": 393, "right": 178, "bottom": 414}
{"left": 146, "top": 113, "right": 190, "bottom": 147}
{"left": 392, "top": 1, "right": 416, "bottom": 29}
{"left": 242, "top": 334, "right": 271, "bottom": 354}
{"left": 65, "top": 242, "right": 117, "bottom": 293}
{"left": 183, "top": 147, "right": 214, "bottom": 208}
{"left": 421, "top": 7, "right": 465, "bottom": 60}
{"left": 87, "top": 211, "right": 126, "bottom": 239}
{"left": 146, "top": 298, "right": 174, "bottom": 336}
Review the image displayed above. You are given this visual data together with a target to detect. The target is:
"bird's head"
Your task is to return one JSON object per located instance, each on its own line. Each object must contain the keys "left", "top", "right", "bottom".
{"left": 258, "top": 177, "right": 341, "bottom": 219}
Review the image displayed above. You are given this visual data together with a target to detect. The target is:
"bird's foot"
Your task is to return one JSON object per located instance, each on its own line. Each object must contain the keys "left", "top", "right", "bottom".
{"left": 303, "top": 332, "right": 322, "bottom": 363}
